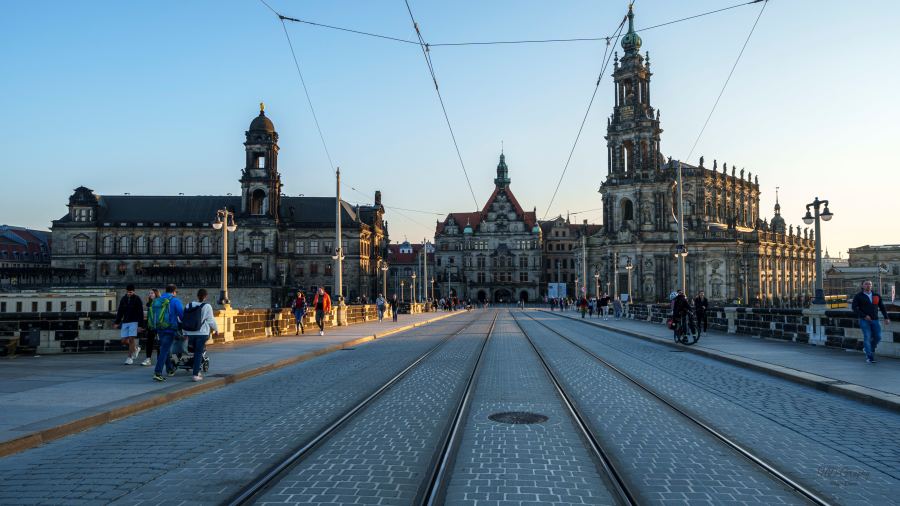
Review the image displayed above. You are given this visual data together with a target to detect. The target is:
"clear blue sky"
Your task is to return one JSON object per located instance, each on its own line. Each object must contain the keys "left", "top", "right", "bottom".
{"left": 1, "top": 0, "right": 897, "bottom": 256}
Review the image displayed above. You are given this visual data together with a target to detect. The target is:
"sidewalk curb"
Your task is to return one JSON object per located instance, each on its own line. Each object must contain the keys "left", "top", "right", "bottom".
{"left": 541, "top": 310, "right": 900, "bottom": 414}
{"left": 0, "top": 311, "right": 463, "bottom": 458}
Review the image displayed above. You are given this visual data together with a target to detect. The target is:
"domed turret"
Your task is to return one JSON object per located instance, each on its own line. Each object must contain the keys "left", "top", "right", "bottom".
{"left": 770, "top": 188, "right": 786, "bottom": 233}
{"left": 249, "top": 102, "right": 275, "bottom": 132}
{"left": 463, "top": 219, "right": 473, "bottom": 235}
{"left": 621, "top": 5, "right": 642, "bottom": 55}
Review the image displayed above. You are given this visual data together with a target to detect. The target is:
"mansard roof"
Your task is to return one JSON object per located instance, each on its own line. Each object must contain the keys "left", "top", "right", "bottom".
{"left": 54, "top": 195, "right": 366, "bottom": 228}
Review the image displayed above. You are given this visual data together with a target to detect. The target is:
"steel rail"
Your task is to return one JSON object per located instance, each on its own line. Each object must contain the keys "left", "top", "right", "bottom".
{"left": 420, "top": 311, "right": 499, "bottom": 505}
{"left": 509, "top": 311, "right": 639, "bottom": 506}
{"left": 226, "top": 312, "right": 491, "bottom": 506}
{"left": 530, "top": 311, "right": 834, "bottom": 506}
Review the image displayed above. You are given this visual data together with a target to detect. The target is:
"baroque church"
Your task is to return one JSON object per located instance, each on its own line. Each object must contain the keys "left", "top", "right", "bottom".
{"left": 51, "top": 105, "right": 387, "bottom": 305}
{"left": 433, "top": 153, "right": 543, "bottom": 303}
{"left": 577, "top": 7, "right": 815, "bottom": 305}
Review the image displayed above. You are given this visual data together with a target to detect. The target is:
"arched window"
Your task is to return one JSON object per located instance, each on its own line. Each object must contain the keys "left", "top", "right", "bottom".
{"left": 621, "top": 199, "right": 634, "bottom": 221}
{"left": 167, "top": 236, "right": 180, "bottom": 255}
{"left": 250, "top": 189, "right": 266, "bottom": 215}
{"left": 101, "top": 236, "right": 114, "bottom": 255}
{"left": 200, "top": 236, "right": 212, "bottom": 255}
{"left": 150, "top": 237, "right": 163, "bottom": 255}
{"left": 118, "top": 236, "right": 130, "bottom": 254}
{"left": 135, "top": 236, "right": 147, "bottom": 254}
{"left": 184, "top": 236, "right": 196, "bottom": 255}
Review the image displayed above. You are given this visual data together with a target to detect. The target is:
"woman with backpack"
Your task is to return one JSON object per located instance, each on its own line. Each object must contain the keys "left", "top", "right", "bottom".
{"left": 181, "top": 289, "right": 218, "bottom": 382}
{"left": 291, "top": 291, "right": 308, "bottom": 335}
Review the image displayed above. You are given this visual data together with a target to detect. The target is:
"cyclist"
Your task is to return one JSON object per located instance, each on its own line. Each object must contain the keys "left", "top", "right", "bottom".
{"left": 672, "top": 289, "right": 694, "bottom": 343}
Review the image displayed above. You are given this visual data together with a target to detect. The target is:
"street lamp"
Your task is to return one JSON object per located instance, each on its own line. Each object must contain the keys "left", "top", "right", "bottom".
{"left": 802, "top": 196, "right": 833, "bottom": 305}
{"left": 212, "top": 208, "right": 237, "bottom": 306}
{"left": 594, "top": 271, "right": 600, "bottom": 299}
{"left": 380, "top": 260, "right": 388, "bottom": 297}
{"left": 411, "top": 272, "right": 417, "bottom": 306}
{"left": 430, "top": 277, "right": 435, "bottom": 303}
{"left": 625, "top": 256, "right": 633, "bottom": 311}
{"left": 400, "top": 280, "right": 405, "bottom": 303}
{"left": 675, "top": 160, "right": 688, "bottom": 292}
{"left": 575, "top": 277, "right": 580, "bottom": 300}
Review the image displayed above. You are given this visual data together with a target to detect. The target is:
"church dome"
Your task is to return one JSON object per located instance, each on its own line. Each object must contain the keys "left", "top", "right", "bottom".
{"left": 621, "top": 6, "right": 642, "bottom": 54}
{"left": 249, "top": 103, "right": 275, "bottom": 132}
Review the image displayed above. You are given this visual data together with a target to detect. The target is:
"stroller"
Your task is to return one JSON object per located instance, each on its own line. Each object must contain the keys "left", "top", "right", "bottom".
{"left": 167, "top": 335, "right": 210, "bottom": 374}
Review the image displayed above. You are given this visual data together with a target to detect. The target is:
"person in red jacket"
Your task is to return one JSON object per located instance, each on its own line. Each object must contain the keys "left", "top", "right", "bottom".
{"left": 312, "top": 287, "right": 332, "bottom": 336}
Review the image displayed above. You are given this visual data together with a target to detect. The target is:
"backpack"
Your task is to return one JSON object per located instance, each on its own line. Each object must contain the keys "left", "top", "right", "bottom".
{"left": 148, "top": 297, "right": 173, "bottom": 330}
{"left": 181, "top": 303, "right": 207, "bottom": 332}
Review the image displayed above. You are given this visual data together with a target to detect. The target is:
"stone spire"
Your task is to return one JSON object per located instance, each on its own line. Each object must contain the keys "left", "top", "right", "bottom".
{"left": 621, "top": 4, "right": 642, "bottom": 55}
{"left": 771, "top": 187, "right": 786, "bottom": 233}
{"left": 494, "top": 151, "right": 510, "bottom": 189}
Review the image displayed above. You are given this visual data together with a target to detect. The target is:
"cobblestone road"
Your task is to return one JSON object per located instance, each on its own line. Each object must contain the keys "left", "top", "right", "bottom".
{"left": 253, "top": 316, "right": 495, "bottom": 505}
{"left": 537, "top": 311, "right": 900, "bottom": 505}
{"left": 0, "top": 314, "right": 479, "bottom": 506}
{"left": 444, "top": 315, "right": 618, "bottom": 505}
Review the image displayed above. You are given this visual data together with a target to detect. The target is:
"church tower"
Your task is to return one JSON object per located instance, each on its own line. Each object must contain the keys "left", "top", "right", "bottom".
{"left": 240, "top": 103, "right": 282, "bottom": 221}
{"left": 605, "top": 5, "right": 662, "bottom": 182}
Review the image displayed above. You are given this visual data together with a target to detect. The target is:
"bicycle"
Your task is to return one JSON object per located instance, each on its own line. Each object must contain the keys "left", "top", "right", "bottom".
{"left": 673, "top": 311, "right": 700, "bottom": 345}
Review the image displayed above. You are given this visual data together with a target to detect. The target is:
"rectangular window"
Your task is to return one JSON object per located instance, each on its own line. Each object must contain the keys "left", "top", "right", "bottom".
{"left": 296, "top": 265, "right": 304, "bottom": 277}
{"left": 60, "top": 301, "right": 67, "bottom": 312}
{"left": 91, "top": 301, "right": 97, "bottom": 312}
{"left": 324, "top": 241, "right": 333, "bottom": 254}
{"left": 257, "top": 156, "right": 265, "bottom": 168}
{"left": 310, "top": 262, "right": 318, "bottom": 275}
{"left": 16, "top": 302, "right": 23, "bottom": 312}
{"left": 76, "top": 301, "right": 82, "bottom": 312}
{"left": 520, "top": 272, "right": 528, "bottom": 282}
{"left": 0, "top": 302, "right": 5, "bottom": 312}
{"left": 310, "top": 241, "right": 319, "bottom": 254}
{"left": 31, "top": 302, "right": 38, "bottom": 312}
{"left": 477, "top": 272, "right": 485, "bottom": 284}
{"left": 295, "top": 240, "right": 304, "bottom": 254}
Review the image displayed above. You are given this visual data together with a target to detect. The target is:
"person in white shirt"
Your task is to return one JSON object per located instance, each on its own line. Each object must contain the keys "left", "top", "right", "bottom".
{"left": 182, "top": 289, "right": 219, "bottom": 381}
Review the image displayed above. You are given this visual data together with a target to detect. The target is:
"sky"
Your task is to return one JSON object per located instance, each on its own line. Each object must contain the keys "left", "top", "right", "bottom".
{"left": 1, "top": 0, "right": 898, "bottom": 257}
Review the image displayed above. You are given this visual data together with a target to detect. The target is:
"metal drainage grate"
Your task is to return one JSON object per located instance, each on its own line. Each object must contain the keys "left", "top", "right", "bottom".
{"left": 489, "top": 411, "right": 548, "bottom": 424}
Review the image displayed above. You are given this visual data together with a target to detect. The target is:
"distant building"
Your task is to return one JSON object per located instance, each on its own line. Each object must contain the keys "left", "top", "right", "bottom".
{"left": 49, "top": 105, "right": 388, "bottom": 305}
{"left": 578, "top": 6, "right": 815, "bottom": 306}
{"left": 0, "top": 289, "right": 117, "bottom": 314}
{"left": 0, "top": 226, "right": 53, "bottom": 288}
{"left": 385, "top": 240, "right": 434, "bottom": 302}
{"left": 844, "top": 244, "right": 900, "bottom": 297}
{"left": 433, "top": 153, "right": 542, "bottom": 303}
{"left": 540, "top": 217, "right": 602, "bottom": 298}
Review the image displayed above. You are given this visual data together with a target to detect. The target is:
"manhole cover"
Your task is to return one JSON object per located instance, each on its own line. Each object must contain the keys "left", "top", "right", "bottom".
{"left": 488, "top": 412, "right": 548, "bottom": 424}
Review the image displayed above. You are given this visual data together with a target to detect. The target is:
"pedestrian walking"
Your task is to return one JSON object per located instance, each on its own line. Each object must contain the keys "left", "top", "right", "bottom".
{"left": 181, "top": 289, "right": 218, "bottom": 382}
{"left": 613, "top": 297, "right": 623, "bottom": 320}
{"left": 599, "top": 293, "right": 610, "bottom": 320}
{"left": 851, "top": 280, "right": 891, "bottom": 364}
{"left": 392, "top": 294, "right": 399, "bottom": 322}
{"left": 375, "top": 293, "right": 386, "bottom": 322}
{"left": 313, "top": 287, "right": 332, "bottom": 336}
{"left": 693, "top": 291, "right": 709, "bottom": 334}
{"left": 672, "top": 289, "right": 691, "bottom": 340}
{"left": 291, "top": 290, "right": 308, "bottom": 335}
{"left": 578, "top": 296, "right": 588, "bottom": 318}
{"left": 140, "top": 288, "right": 160, "bottom": 366}
{"left": 150, "top": 284, "right": 184, "bottom": 382}
{"left": 114, "top": 284, "right": 144, "bottom": 365}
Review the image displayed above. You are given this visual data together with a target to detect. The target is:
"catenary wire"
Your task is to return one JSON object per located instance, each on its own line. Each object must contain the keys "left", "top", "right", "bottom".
{"left": 541, "top": 12, "right": 628, "bottom": 221}
{"left": 275, "top": 0, "right": 762, "bottom": 48}
{"left": 682, "top": 0, "right": 768, "bottom": 165}
{"left": 403, "top": 0, "right": 480, "bottom": 212}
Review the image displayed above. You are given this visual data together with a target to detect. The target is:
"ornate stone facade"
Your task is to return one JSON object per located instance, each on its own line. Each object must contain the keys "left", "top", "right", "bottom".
{"left": 50, "top": 106, "right": 388, "bottom": 305}
{"left": 433, "top": 154, "right": 542, "bottom": 303}
{"left": 577, "top": 7, "right": 815, "bottom": 306}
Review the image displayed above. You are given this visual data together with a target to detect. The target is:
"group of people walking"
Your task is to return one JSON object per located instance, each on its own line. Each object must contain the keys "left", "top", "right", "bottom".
{"left": 113, "top": 284, "right": 217, "bottom": 383}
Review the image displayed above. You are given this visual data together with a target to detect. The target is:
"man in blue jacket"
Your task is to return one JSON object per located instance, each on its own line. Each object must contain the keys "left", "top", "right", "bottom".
{"left": 851, "top": 280, "right": 891, "bottom": 364}
{"left": 149, "top": 284, "right": 185, "bottom": 381}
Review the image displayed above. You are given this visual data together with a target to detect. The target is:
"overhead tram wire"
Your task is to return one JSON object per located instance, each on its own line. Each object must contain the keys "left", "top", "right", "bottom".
{"left": 274, "top": 0, "right": 763, "bottom": 48}
{"left": 260, "top": 0, "right": 337, "bottom": 173}
{"left": 681, "top": 0, "right": 769, "bottom": 165}
{"left": 403, "top": 0, "right": 480, "bottom": 212}
{"left": 541, "top": 12, "right": 628, "bottom": 221}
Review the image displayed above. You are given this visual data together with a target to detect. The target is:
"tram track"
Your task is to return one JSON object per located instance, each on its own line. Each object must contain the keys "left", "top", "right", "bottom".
{"left": 514, "top": 310, "right": 833, "bottom": 506}
{"left": 226, "top": 311, "right": 499, "bottom": 506}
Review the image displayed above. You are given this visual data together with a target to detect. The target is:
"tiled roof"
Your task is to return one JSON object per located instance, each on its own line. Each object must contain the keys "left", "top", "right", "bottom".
{"left": 387, "top": 243, "right": 434, "bottom": 265}
{"left": 435, "top": 186, "right": 536, "bottom": 235}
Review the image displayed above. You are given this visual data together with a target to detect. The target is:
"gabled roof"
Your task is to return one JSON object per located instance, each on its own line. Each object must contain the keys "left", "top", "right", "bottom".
{"left": 435, "top": 186, "right": 536, "bottom": 235}
{"left": 387, "top": 243, "right": 434, "bottom": 265}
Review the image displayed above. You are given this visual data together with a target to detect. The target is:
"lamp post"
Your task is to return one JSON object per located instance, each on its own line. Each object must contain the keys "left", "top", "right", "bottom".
{"left": 556, "top": 260, "right": 561, "bottom": 299}
{"left": 400, "top": 280, "right": 405, "bottom": 303}
{"left": 430, "top": 277, "right": 435, "bottom": 303}
{"left": 411, "top": 272, "right": 417, "bottom": 308}
{"left": 212, "top": 208, "right": 237, "bottom": 307}
{"left": 594, "top": 272, "right": 600, "bottom": 300}
{"left": 802, "top": 197, "right": 833, "bottom": 305}
{"left": 380, "top": 260, "right": 388, "bottom": 298}
{"left": 422, "top": 239, "right": 429, "bottom": 304}
{"left": 675, "top": 160, "right": 688, "bottom": 292}
{"left": 613, "top": 252, "right": 619, "bottom": 299}
{"left": 625, "top": 256, "right": 633, "bottom": 312}
{"left": 575, "top": 277, "right": 580, "bottom": 300}
{"left": 333, "top": 167, "right": 346, "bottom": 324}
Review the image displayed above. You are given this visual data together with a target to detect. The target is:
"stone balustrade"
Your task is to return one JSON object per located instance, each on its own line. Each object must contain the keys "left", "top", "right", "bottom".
{"left": 0, "top": 304, "right": 386, "bottom": 355}
{"left": 625, "top": 303, "right": 900, "bottom": 358}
